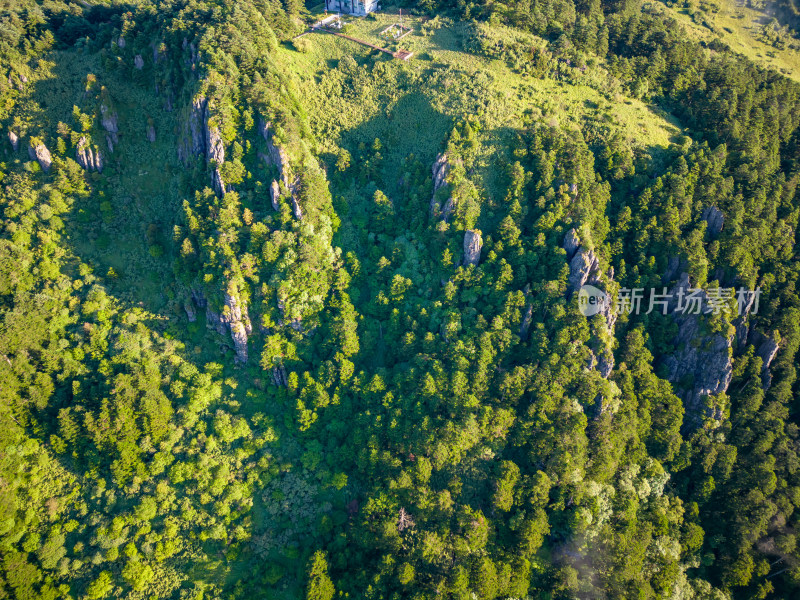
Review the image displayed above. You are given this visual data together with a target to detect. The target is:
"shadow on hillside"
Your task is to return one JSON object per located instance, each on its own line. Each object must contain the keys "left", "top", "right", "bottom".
{"left": 16, "top": 49, "right": 243, "bottom": 381}
{"left": 26, "top": 52, "right": 196, "bottom": 316}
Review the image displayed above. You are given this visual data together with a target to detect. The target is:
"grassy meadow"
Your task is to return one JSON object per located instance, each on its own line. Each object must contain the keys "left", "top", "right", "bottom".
{"left": 280, "top": 14, "right": 683, "bottom": 202}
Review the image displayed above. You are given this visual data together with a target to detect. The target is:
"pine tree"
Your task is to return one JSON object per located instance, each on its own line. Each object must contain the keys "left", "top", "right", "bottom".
{"left": 306, "top": 551, "right": 335, "bottom": 600}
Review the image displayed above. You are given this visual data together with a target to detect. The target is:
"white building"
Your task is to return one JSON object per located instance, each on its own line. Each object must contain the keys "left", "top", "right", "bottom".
{"left": 325, "top": 0, "right": 379, "bottom": 15}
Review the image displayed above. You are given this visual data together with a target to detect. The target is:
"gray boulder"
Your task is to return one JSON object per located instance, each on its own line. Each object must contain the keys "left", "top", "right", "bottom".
{"left": 463, "top": 230, "right": 482, "bottom": 266}
{"left": 28, "top": 142, "right": 52, "bottom": 171}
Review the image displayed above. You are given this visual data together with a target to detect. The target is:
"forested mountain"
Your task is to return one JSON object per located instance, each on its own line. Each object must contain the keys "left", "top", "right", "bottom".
{"left": 1, "top": 0, "right": 800, "bottom": 598}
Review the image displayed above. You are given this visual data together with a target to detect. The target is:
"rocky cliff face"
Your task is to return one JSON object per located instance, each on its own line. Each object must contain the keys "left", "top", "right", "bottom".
{"left": 563, "top": 229, "right": 616, "bottom": 383}
{"left": 463, "top": 230, "right": 482, "bottom": 266}
{"left": 660, "top": 269, "right": 782, "bottom": 428}
{"left": 564, "top": 231, "right": 616, "bottom": 334}
{"left": 567, "top": 248, "right": 602, "bottom": 298}
{"left": 702, "top": 206, "right": 724, "bottom": 236}
{"left": 178, "top": 96, "right": 208, "bottom": 163}
{"left": 28, "top": 142, "right": 52, "bottom": 171}
{"left": 291, "top": 196, "right": 304, "bottom": 220}
{"left": 192, "top": 286, "right": 252, "bottom": 363}
{"left": 272, "top": 363, "right": 288, "bottom": 387}
{"left": 563, "top": 228, "right": 581, "bottom": 262}
{"left": 430, "top": 153, "right": 457, "bottom": 220}
{"left": 76, "top": 137, "right": 103, "bottom": 172}
{"left": 177, "top": 96, "right": 230, "bottom": 196}
{"left": 258, "top": 119, "right": 291, "bottom": 188}
{"left": 8, "top": 130, "right": 19, "bottom": 152}
{"left": 206, "top": 124, "right": 226, "bottom": 196}
{"left": 750, "top": 330, "right": 780, "bottom": 388}
{"left": 661, "top": 273, "right": 732, "bottom": 429}
{"left": 146, "top": 124, "right": 156, "bottom": 143}
{"left": 100, "top": 104, "right": 119, "bottom": 152}
{"left": 258, "top": 119, "right": 303, "bottom": 218}
{"left": 270, "top": 180, "right": 281, "bottom": 211}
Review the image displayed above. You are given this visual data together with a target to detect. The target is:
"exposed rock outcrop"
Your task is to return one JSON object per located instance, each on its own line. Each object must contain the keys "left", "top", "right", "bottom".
{"left": 463, "top": 230, "right": 482, "bottom": 266}
{"left": 259, "top": 119, "right": 291, "bottom": 188}
{"left": 117, "top": 36, "right": 126, "bottom": 49}
{"left": 733, "top": 289, "right": 762, "bottom": 354}
{"left": 197, "top": 286, "right": 252, "bottom": 363}
{"left": 441, "top": 196, "right": 456, "bottom": 222}
{"left": 76, "top": 137, "right": 103, "bottom": 172}
{"left": 567, "top": 248, "right": 601, "bottom": 297}
{"left": 134, "top": 54, "right": 144, "bottom": 70}
{"left": 291, "top": 196, "right": 304, "bottom": 220}
{"left": 272, "top": 364, "right": 288, "bottom": 387}
{"left": 432, "top": 152, "right": 449, "bottom": 191}
{"left": 184, "top": 300, "right": 196, "bottom": 322}
{"left": 152, "top": 41, "right": 165, "bottom": 64}
{"left": 270, "top": 180, "right": 281, "bottom": 211}
{"left": 8, "top": 130, "right": 19, "bottom": 152}
{"left": 563, "top": 229, "right": 616, "bottom": 384}
{"left": 750, "top": 330, "right": 780, "bottom": 388}
{"left": 662, "top": 255, "right": 685, "bottom": 284}
{"left": 563, "top": 228, "right": 581, "bottom": 261}
{"left": 230, "top": 321, "right": 249, "bottom": 364}
{"left": 100, "top": 104, "right": 119, "bottom": 150}
{"left": 178, "top": 96, "right": 208, "bottom": 163}
{"left": 206, "top": 124, "right": 226, "bottom": 196}
{"left": 430, "top": 153, "right": 458, "bottom": 219}
{"left": 702, "top": 206, "right": 724, "bottom": 236}
{"left": 662, "top": 273, "right": 732, "bottom": 429}
{"left": 520, "top": 303, "right": 533, "bottom": 340}
{"left": 146, "top": 124, "right": 156, "bottom": 143}
{"left": 28, "top": 142, "right": 52, "bottom": 171}
{"left": 205, "top": 305, "right": 228, "bottom": 337}
{"left": 177, "top": 96, "right": 229, "bottom": 195}
{"left": 276, "top": 296, "right": 303, "bottom": 332}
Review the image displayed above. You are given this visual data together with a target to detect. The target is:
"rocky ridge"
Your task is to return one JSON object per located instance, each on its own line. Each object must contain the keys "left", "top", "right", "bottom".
{"left": 563, "top": 228, "right": 617, "bottom": 416}
{"left": 430, "top": 153, "right": 459, "bottom": 221}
